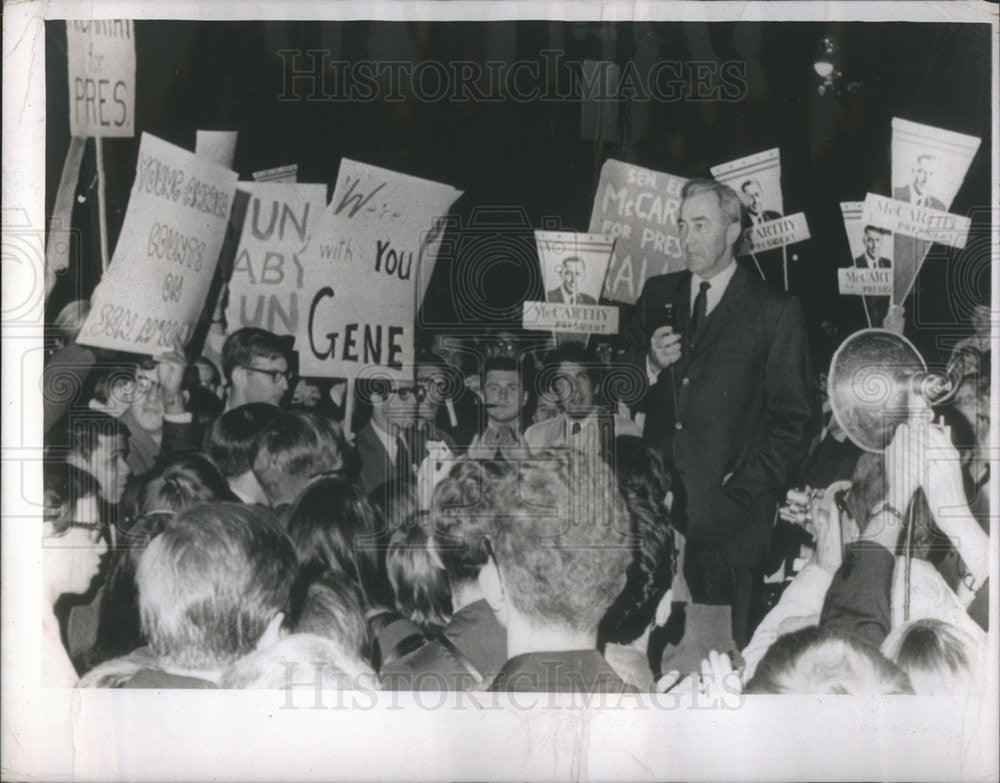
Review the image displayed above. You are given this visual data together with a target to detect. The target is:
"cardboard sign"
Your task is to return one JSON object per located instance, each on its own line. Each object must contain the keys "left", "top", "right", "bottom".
{"left": 225, "top": 183, "right": 328, "bottom": 337}
{"left": 838, "top": 268, "right": 893, "bottom": 297}
{"left": 531, "top": 230, "right": 616, "bottom": 340}
{"left": 253, "top": 164, "right": 298, "bottom": 183}
{"left": 195, "top": 130, "right": 238, "bottom": 168}
{"left": 711, "top": 147, "right": 784, "bottom": 216}
{"left": 862, "top": 194, "right": 971, "bottom": 249}
{"left": 712, "top": 148, "right": 809, "bottom": 256}
{"left": 65, "top": 20, "right": 135, "bottom": 137}
{"left": 890, "top": 118, "right": 981, "bottom": 303}
{"left": 79, "top": 133, "right": 237, "bottom": 353}
{"left": 522, "top": 301, "right": 620, "bottom": 336}
{"left": 297, "top": 159, "right": 462, "bottom": 380}
{"left": 589, "top": 160, "right": 687, "bottom": 304}
{"left": 736, "top": 212, "right": 810, "bottom": 256}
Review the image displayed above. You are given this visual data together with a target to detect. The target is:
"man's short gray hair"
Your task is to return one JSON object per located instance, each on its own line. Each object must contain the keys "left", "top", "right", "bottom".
{"left": 681, "top": 178, "right": 743, "bottom": 226}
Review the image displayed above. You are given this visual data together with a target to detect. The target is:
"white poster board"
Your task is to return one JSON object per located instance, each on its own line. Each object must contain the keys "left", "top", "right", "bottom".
{"left": 78, "top": 132, "right": 238, "bottom": 353}
{"left": 297, "top": 159, "right": 462, "bottom": 380}
{"left": 524, "top": 231, "right": 618, "bottom": 340}
{"left": 589, "top": 159, "right": 687, "bottom": 304}
{"left": 65, "top": 20, "right": 136, "bottom": 137}
{"left": 225, "top": 183, "right": 328, "bottom": 337}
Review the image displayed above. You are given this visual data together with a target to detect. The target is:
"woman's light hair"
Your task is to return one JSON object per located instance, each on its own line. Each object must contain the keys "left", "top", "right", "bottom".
{"left": 219, "top": 633, "right": 377, "bottom": 690}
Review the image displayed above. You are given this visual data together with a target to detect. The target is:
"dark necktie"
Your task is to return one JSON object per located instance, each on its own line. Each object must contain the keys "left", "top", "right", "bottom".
{"left": 691, "top": 280, "right": 710, "bottom": 335}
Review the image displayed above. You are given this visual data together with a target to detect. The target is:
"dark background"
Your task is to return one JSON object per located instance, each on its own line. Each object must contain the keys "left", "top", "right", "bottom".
{"left": 45, "top": 20, "right": 993, "bottom": 366}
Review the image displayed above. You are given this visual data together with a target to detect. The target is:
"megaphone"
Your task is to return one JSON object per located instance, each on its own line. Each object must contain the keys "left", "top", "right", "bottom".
{"left": 828, "top": 329, "right": 961, "bottom": 453}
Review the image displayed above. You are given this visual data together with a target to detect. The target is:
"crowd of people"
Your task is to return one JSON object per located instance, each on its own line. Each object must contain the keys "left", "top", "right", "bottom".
{"left": 41, "top": 178, "right": 990, "bottom": 698}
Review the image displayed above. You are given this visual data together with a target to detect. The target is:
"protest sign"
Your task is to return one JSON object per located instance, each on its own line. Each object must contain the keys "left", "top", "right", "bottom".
{"left": 79, "top": 132, "right": 237, "bottom": 354}
{"left": 838, "top": 201, "right": 893, "bottom": 299}
{"left": 297, "top": 159, "right": 462, "bottom": 380}
{"left": 224, "top": 183, "right": 327, "bottom": 337}
{"left": 711, "top": 148, "right": 810, "bottom": 259}
{"left": 195, "top": 130, "right": 238, "bottom": 168}
{"left": 65, "top": 20, "right": 135, "bottom": 137}
{"left": 862, "top": 194, "right": 971, "bottom": 249}
{"left": 838, "top": 268, "right": 893, "bottom": 297}
{"left": 589, "top": 160, "right": 687, "bottom": 304}
{"left": 525, "top": 230, "right": 617, "bottom": 341}
{"left": 890, "top": 118, "right": 982, "bottom": 304}
{"left": 253, "top": 164, "right": 299, "bottom": 183}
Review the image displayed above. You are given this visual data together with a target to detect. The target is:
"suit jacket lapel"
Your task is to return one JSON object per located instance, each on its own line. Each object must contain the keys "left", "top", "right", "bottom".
{"left": 689, "top": 264, "right": 748, "bottom": 363}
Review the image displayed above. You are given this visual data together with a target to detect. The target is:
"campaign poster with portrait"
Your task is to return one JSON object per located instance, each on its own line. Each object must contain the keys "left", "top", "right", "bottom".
{"left": 889, "top": 118, "right": 981, "bottom": 304}
{"left": 838, "top": 201, "right": 893, "bottom": 298}
{"left": 525, "top": 231, "right": 619, "bottom": 343}
{"left": 711, "top": 148, "right": 810, "bottom": 257}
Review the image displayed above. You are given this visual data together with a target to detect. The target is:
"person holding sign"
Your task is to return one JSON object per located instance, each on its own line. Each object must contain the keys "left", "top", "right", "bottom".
{"left": 547, "top": 257, "right": 598, "bottom": 305}
{"left": 621, "top": 178, "right": 814, "bottom": 648}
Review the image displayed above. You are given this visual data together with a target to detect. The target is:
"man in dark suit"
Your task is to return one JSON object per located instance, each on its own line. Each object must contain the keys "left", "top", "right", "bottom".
{"left": 893, "top": 154, "right": 946, "bottom": 211}
{"left": 546, "top": 256, "right": 597, "bottom": 305}
{"left": 622, "top": 178, "right": 815, "bottom": 647}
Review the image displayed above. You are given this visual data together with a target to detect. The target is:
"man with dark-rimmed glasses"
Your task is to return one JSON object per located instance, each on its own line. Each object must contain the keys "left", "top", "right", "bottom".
{"left": 221, "top": 327, "right": 293, "bottom": 410}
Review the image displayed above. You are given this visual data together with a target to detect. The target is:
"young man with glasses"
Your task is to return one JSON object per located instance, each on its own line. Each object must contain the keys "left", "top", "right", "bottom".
{"left": 221, "top": 327, "right": 292, "bottom": 410}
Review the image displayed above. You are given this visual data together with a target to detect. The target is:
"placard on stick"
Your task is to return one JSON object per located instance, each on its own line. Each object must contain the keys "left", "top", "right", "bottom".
{"left": 65, "top": 20, "right": 135, "bottom": 137}
{"left": 297, "top": 159, "right": 462, "bottom": 380}
{"left": 710, "top": 148, "right": 810, "bottom": 257}
{"left": 225, "top": 183, "right": 327, "bottom": 337}
{"left": 889, "top": 118, "right": 981, "bottom": 304}
{"left": 524, "top": 231, "right": 618, "bottom": 343}
{"left": 589, "top": 160, "right": 687, "bottom": 304}
{"left": 79, "top": 133, "right": 238, "bottom": 354}
{"left": 838, "top": 201, "right": 893, "bottom": 298}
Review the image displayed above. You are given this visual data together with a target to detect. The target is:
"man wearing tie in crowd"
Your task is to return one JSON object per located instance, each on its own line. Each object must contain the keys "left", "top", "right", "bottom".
{"left": 468, "top": 357, "right": 529, "bottom": 460}
{"left": 547, "top": 256, "right": 597, "bottom": 305}
{"left": 622, "top": 178, "right": 814, "bottom": 648}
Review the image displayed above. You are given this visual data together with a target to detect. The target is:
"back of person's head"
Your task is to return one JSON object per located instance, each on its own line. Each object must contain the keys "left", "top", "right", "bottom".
{"left": 600, "top": 436, "right": 674, "bottom": 645}
{"left": 208, "top": 402, "right": 282, "bottom": 478}
{"left": 487, "top": 450, "right": 631, "bottom": 632}
{"left": 53, "top": 299, "right": 91, "bottom": 345}
{"left": 136, "top": 502, "right": 296, "bottom": 671}
{"left": 387, "top": 514, "right": 452, "bottom": 631}
{"left": 221, "top": 327, "right": 289, "bottom": 386}
{"left": 283, "top": 475, "right": 389, "bottom": 609}
{"left": 431, "top": 458, "right": 503, "bottom": 587}
{"left": 251, "top": 410, "right": 346, "bottom": 506}
{"left": 882, "top": 619, "right": 980, "bottom": 696}
{"left": 744, "top": 626, "right": 913, "bottom": 694}
{"left": 286, "top": 567, "right": 372, "bottom": 664}
{"left": 219, "top": 633, "right": 376, "bottom": 690}
{"left": 134, "top": 454, "right": 238, "bottom": 519}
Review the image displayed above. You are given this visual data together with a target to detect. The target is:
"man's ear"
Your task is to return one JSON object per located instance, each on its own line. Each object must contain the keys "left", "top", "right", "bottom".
{"left": 654, "top": 589, "right": 675, "bottom": 627}
{"left": 256, "top": 611, "right": 286, "bottom": 651}
{"left": 725, "top": 218, "right": 742, "bottom": 248}
{"left": 231, "top": 366, "right": 247, "bottom": 388}
{"left": 478, "top": 558, "right": 507, "bottom": 626}
{"left": 520, "top": 391, "right": 528, "bottom": 408}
